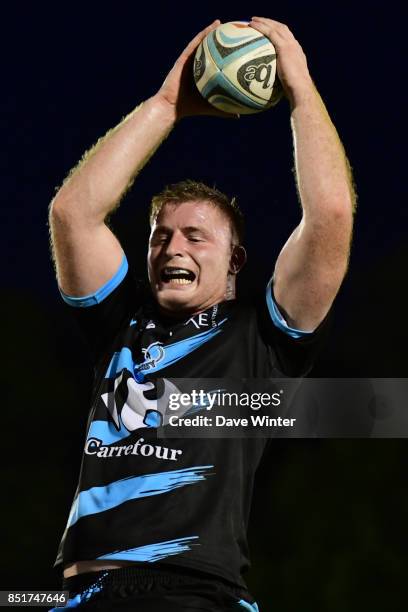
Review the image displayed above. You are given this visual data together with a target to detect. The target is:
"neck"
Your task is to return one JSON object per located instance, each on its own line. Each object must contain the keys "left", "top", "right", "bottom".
{"left": 157, "top": 298, "right": 232, "bottom": 321}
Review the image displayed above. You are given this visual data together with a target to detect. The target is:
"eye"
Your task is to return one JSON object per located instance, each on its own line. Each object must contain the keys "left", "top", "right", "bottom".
{"left": 188, "top": 236, "right": 203, "bottom": 243}
{"left": 151, "top": 234, "right": 170, "bottom": 246}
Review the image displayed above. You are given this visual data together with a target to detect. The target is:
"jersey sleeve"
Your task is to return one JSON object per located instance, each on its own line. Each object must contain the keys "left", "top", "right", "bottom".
{"left": 59, "top": 253, "right": 144, "bottom": 363}
{"left": 258, "top": 278, "right": 332, "bottom": 376}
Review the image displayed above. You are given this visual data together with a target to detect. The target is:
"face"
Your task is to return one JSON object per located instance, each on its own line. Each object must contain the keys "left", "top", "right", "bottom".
{"left": 147, "top": 200, "right": 238, "bottom": 316}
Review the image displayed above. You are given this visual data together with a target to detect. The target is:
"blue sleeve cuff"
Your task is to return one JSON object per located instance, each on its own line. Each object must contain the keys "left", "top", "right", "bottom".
{"left": 266, "top": 278, "right": 315, "bottom": 339}
{"left": 59, "top": 254, "right": 129, "bottom": 308}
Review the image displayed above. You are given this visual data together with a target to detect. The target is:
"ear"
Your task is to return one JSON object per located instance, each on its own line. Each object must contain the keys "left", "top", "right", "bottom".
{"left": 229, "top": 245, "right": 247, "bottom": 274}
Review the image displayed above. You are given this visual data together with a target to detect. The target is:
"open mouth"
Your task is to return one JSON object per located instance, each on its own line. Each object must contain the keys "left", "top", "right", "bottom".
{"left": 160, "top": 267, "right": 196, "bottom": 285}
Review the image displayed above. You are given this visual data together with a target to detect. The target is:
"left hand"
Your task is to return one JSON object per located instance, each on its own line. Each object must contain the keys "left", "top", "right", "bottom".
{"left": 249, "top": 17, "right": 314, "bottom": 104}
{"left": 158, "top": 20, "right": 239, "bottom": 120}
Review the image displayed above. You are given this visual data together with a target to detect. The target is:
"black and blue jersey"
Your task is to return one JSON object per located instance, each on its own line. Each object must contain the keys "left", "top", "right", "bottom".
{"left": 54, "top": 253, "right": 330, "bottom": 596}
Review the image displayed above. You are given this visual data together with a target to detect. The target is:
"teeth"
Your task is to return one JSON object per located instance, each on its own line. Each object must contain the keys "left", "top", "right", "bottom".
{"left": 168, "top": 278, "right": 193, "bottom": 284}
{"left": 167, "top": 268, "right": 190, "bottom": 274}
{"left": 161, "top": 267, "right": 195, "bottom": 284}
{"left": 163, "top": 268, "right": 192, "bottom": 277}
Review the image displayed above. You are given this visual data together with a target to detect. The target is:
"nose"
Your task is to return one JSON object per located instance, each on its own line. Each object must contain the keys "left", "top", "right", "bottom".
{"left": 164, "top": 231, "right": 185, "bottom": 258}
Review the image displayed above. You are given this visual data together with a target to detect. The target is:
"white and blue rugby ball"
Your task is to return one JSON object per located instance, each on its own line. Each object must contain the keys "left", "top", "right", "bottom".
{"left": 193, "top": 21, "right": 283, "bottom": 115}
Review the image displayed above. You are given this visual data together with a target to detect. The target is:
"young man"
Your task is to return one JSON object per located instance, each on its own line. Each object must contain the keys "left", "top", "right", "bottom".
{"left": 49, "top": 17, "right": 355, "bottom": 611}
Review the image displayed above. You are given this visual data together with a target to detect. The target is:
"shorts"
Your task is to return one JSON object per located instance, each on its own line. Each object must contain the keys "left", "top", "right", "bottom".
{"left": 50, "top": 564, "right": 259, "bottom": 611}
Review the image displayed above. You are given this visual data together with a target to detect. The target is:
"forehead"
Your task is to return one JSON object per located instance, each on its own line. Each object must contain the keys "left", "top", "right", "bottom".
{"left": 154, "top": 200, "right": 229, "bottom": 230}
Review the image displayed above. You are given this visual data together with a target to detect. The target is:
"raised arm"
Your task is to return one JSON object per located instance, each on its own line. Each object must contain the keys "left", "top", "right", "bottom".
{"left": 49, "top": 20, "right": 227, "bottom": 297}
{"left": 250, "top": 17, "right": 356, "bottom": 331}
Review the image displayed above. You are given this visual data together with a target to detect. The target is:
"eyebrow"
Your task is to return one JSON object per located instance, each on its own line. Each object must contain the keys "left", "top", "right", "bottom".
{"left": 152, "top": 225, "right": 210, "bottom": 237}
{"left": 183, "top": 226, "right": 209, "bottom": 236}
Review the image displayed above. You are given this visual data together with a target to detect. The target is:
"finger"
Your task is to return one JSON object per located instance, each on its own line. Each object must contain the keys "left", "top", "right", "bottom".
{"left": 248, "top": 20, "right": 287, "bottom": 45}
{"left": 195, "top": 98, "right": 241, "bottom": 119}
{"left": 181, "top": 20, "right": 221, "bottom": 57}
{"left": 193, "top": 96, "right": 241, "bottom": 119}
{"left": 250, "top": 17, "right": 294, "bottom": 39}
{"left": 197, "top": 19, "right": 221, "bottom": 40}
{"left": 251, "top": 16, "right": 288, "bottom": 29}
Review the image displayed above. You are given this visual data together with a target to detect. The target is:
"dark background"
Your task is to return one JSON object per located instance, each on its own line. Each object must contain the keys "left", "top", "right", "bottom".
{"left": 1, "top": 1, "right": 406, "bottom": 610}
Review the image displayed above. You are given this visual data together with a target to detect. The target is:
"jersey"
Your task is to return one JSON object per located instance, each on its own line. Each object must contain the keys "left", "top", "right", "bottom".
{"left": 54, "top": 254, "right": 331, "bottom": 591}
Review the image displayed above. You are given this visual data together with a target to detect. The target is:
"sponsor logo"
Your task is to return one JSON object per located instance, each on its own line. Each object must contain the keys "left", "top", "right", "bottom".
{"left": 138, "top": 342, "right": 165, "bottom": 372}
{"left": 85, "top": 436, "right": 183, "bottom": 461}
{"left": 103, "top": 376, "right": 189, "bottom": 433}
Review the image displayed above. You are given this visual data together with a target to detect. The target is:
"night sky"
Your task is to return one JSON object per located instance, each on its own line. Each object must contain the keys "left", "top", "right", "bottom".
{"left": 2, "top": 2, "right": 406, "bottom": 610}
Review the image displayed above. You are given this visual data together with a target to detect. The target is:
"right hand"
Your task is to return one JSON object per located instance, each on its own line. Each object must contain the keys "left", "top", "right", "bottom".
{"left": 156, "top": 20, "right": 238, "bottom": 120}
